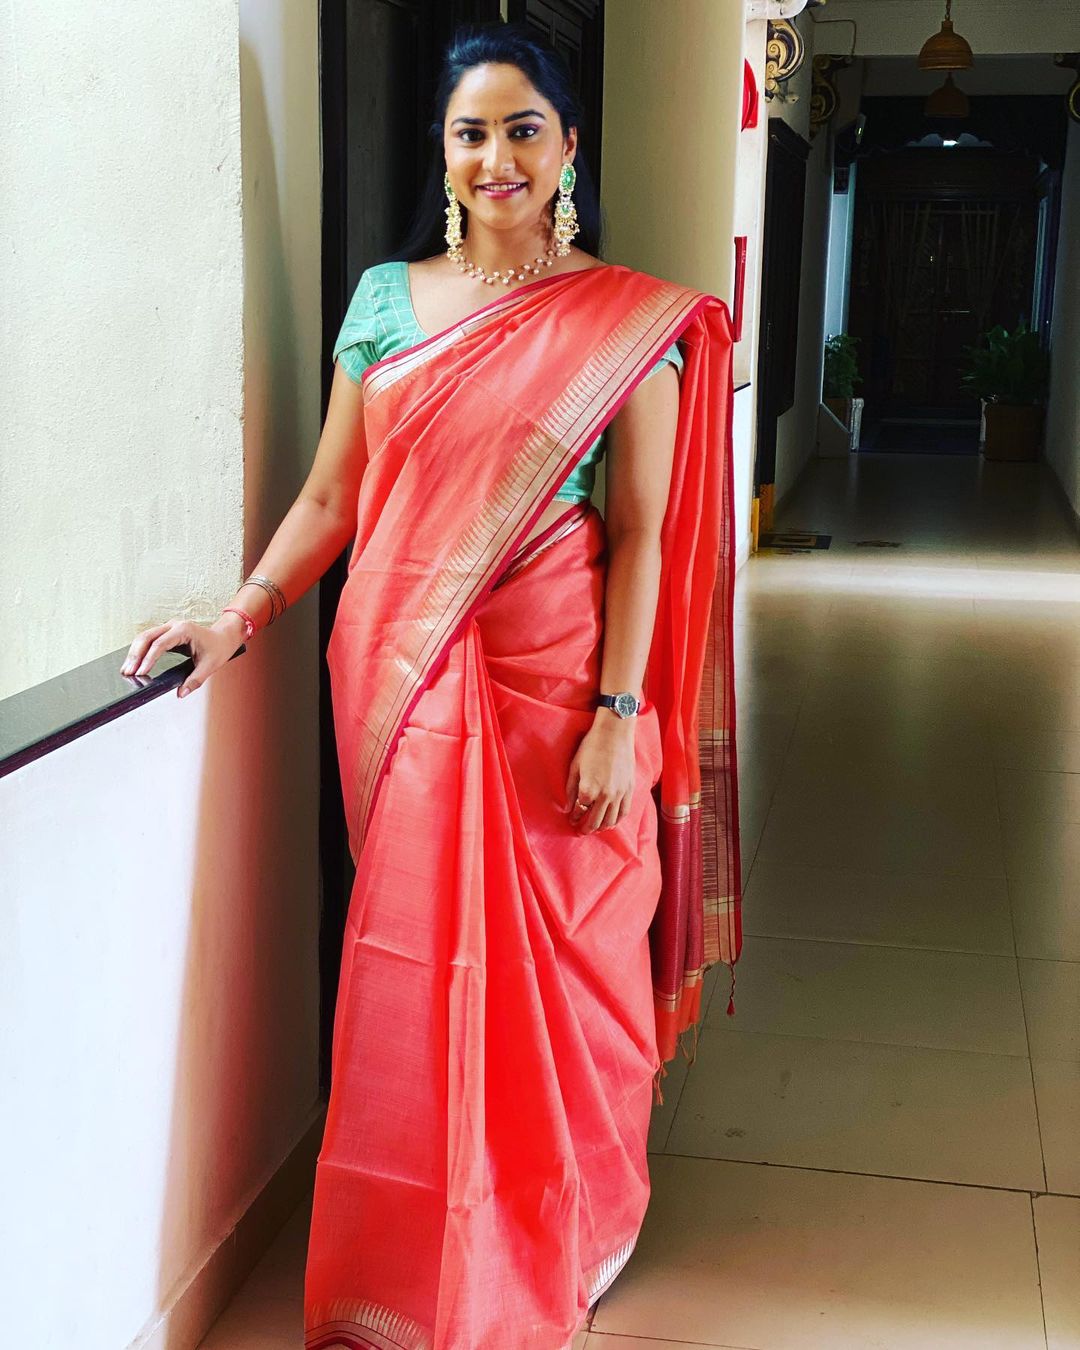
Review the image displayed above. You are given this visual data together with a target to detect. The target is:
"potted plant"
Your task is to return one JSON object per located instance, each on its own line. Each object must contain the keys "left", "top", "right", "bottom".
{"left": 823, "top": 333, "right": 861, "bottom": 423}
{"left": 961, "top": 324, "right": 1050, "bottom": 462}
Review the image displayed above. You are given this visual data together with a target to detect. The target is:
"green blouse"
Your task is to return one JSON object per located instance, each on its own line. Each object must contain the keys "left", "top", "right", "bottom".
{"left": 334, "top": 261, "right": 683, "bottom": 504}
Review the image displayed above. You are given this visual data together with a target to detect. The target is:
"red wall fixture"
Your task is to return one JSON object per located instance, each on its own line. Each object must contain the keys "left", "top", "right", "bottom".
{"left": 733, "top": 236, "right": 747, "bottom": 341}
{"left": 742, "top": 59, "right": 759, "bottom": 130}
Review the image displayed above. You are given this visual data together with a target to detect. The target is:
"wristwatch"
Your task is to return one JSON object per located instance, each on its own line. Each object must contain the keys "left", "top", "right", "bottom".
{"left": 597, "top": 691, "right": 641, "bottom": 719}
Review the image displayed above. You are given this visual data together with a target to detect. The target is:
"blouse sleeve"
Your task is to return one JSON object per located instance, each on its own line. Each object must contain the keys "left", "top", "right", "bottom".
{"left": 643, "top": 339, "right": 684, "bottom": 382}
{"left": 333, "top": 270, "right": 380, "bottom": 385}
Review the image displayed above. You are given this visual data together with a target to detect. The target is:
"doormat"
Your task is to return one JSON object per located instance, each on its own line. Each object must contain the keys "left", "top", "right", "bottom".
{"left": 853, "top": 539, "right": 902, "bottom": 548}
{"left": 759, "top": 531, "right": 832, "bottom": 551}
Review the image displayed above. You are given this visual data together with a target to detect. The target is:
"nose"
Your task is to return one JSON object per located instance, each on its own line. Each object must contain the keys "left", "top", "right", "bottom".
{"left": 481, "top": 129, "right": 515, "bottom": 179}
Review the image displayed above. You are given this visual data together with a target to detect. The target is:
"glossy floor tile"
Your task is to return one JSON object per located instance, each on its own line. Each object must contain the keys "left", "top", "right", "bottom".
{"left": 743, "top": 859, "right": 1015, "bottom": 955}
{"left": 664, "top": 1027, "right": 1044, "bottom": 1190}
{"left": 1032, "top": 1057, "right": 1080, "bottom": 1195}
{"left": 705, "top": 936, "right": 1028, "bottom": 1056}
{"left": 1020, "top": 958, "right": 1080, "bottom": 1062}
{"left": 1033, "top": 1194, "right": 1080, "bottom": 1350}
{"left": 592, "top": 1156, "right": 1044, "bottom": 1349}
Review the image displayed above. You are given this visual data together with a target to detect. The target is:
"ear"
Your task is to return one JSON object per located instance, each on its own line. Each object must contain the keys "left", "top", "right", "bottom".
{"left": 564, "top": 125, "right": 579, "bottom": 160}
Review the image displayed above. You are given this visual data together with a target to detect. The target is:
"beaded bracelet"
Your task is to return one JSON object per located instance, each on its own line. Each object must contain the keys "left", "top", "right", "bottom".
{"left": 221, "top": 606, "right": 256, "bottom": 642}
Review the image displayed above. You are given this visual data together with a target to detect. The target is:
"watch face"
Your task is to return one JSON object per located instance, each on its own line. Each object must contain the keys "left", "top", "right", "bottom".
{"left": 614, "top": 692, "right": 639, "bottom": 718}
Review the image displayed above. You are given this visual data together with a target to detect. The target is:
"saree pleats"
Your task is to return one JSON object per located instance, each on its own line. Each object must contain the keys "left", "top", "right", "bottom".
{"left": 306, "top": 508, "right": 664, "bottom": 1349}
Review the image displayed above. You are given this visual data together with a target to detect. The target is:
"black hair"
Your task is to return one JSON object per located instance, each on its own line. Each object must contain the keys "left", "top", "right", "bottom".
{"left": 385, "top": 22, "right": 603, "bottom": 264}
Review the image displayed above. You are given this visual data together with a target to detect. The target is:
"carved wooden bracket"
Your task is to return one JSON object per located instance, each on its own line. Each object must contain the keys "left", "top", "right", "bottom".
{"left": 1054, "top": 53, "right": 1080, "bottom": 123}
{"left": 810, "top": 54, "right": 851, "bottom": 137}
{"left": 764, "top": 18, "right": 806, "bottom": 102}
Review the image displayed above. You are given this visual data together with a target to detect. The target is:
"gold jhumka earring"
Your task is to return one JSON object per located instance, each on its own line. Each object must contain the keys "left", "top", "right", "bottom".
{"left": 444, "top": 170, "right": 557, "bottom": 285}
{"left": 552, "top": 162, "right": 578, "bottom": 257}
{"left": 444, "top": 171, "right": 464, "bottom": 258}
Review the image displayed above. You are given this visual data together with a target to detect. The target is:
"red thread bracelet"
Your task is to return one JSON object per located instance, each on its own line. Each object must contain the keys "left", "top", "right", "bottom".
{"left": 222, "top": 606, "right": 256, "bottom": 641}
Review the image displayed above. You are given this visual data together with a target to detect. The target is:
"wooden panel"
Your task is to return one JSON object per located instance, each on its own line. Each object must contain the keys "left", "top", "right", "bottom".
{"left": 858, "top": 149, "right": 1040, "bottom": 203}
{"left": 755, "top": 119, "right": 810, "bottom": 488}
{"left": 506, "top": 0, "right": 605, "bottom": 183}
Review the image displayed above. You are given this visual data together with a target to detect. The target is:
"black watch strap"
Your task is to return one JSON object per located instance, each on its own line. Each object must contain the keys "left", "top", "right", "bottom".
{"left": 597, "top": 692, "right": 641, "bottom": 718}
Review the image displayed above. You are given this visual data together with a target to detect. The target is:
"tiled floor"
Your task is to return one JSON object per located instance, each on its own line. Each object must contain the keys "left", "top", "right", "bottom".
{"left": 199, "top": 453, "right": 1079, "bottom": 1348}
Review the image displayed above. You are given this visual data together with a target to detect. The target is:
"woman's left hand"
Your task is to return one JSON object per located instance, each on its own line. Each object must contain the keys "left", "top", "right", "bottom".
{"left": 565, "top": 715, "right": 637, "bottom": 834}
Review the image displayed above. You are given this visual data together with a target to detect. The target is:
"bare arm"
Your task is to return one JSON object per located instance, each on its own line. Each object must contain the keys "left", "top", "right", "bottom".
{"left": 121, "top": 362, "right": 370, "bottom": 693}
{"left": 566, "top": 362, "right": 679, "bottom": 833}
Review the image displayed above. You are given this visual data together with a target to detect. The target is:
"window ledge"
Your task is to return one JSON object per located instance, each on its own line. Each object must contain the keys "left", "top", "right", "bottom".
{"left": 0, "top": 643, "right": 245, "bottom": 780}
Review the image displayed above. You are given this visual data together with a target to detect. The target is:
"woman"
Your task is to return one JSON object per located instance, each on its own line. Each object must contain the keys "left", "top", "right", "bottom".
{"left": 122, "top": 24, "right": 740, "bottom": 1350}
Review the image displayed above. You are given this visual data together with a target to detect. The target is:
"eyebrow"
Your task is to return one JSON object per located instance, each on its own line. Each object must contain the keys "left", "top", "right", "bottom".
{"left": 450, "top": 109, "right": 548, "bottom": 127}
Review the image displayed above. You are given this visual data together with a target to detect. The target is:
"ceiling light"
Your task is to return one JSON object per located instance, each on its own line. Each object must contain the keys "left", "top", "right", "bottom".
{"left": 917, "top": 0, "right": 974, "bottom": 72}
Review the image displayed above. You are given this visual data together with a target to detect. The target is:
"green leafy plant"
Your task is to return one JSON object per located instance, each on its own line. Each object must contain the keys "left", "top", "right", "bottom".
{"left": 961, "top": 324, "right": 1050, "bottom": 406}
{"left": 823, "top": 334, "right": 861, "bottom": 400}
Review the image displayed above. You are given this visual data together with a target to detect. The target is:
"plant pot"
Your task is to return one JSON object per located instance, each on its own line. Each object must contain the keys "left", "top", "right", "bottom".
{"left": 824, "top": 396, "right": 852, "bottom": 428}
{"left": 982, "top": 402, "right": 1044, "bottom": 462}
{"left": 849, "top": 397, "right": 864, "bottom": 451}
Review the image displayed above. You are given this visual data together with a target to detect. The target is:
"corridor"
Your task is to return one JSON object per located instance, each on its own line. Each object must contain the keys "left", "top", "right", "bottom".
{"left": 198, "top": 451, "right": 1079, "bottom": 1347}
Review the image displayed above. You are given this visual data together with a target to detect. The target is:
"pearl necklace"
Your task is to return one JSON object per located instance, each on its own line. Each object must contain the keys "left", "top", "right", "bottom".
{"left": 449, "top": 244, "right": 557, "bottom": 287}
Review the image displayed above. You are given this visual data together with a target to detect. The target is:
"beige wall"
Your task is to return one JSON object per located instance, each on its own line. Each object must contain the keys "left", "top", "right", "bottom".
{"left": 601, "top": 0, "right": 752, "bottom": 559}
{"left": 601, "top": 0, "right": 743, "bottom": 302}
{"left": 815, "top": 0, "right": 1080, "bottom": 56}
{"left": 0, "top": 0, "right": 245, "bottom": 701}
{"left": 1045, "top": 120, "right": 1080, "bottom": 518}
{"left": 2, "top": 4, "right": 325, "bottom": 1347}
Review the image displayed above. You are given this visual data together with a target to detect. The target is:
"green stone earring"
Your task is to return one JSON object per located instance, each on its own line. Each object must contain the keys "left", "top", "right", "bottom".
{"left": 553, "top": 162, "right": 579, "bottom": 257}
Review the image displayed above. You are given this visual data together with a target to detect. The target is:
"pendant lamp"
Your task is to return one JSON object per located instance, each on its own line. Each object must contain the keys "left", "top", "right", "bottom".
{"left": 917, "top": 0, "right": 974, "bottom": 72}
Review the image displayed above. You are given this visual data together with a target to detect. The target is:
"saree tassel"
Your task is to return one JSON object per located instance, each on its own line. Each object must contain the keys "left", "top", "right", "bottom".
{"left": 726, "top": 959, "right": 737, "bottom": 1017}
{"left": 652, "top": 1060, "right": 668, "bottom": 1107}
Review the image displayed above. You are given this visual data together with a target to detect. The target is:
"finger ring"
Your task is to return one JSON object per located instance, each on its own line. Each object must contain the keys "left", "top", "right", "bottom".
{"left": 575, "top": 798, "right": 593, "bottom": 810}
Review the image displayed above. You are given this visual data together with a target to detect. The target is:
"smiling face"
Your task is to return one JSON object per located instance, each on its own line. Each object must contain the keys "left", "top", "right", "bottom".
{"left": 443, "top": 62, "right": 577, "bottom": 243}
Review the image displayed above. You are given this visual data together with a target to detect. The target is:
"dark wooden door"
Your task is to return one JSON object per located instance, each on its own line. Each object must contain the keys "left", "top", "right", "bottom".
{"left": 317, "top": 0, "right": 500, "bottom": 1093}
{"left": 506, "top": 0, "right": 604, "bottom": 181}
{"left": 755, "top": 119, "right": 809, "bottom": 510}
{"left": 848, "top": 151, "right": 1039, "bottom": 432}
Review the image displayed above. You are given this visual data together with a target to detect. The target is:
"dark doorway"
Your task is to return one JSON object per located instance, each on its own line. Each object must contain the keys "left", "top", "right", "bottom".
{"left": 850, "top": 149, "right": 1040, "bottom": 452}
{"left": 755, "top": 118, "right": 809, "bottom": 528}
{"left": 316, "top": 0, "right": 606, "bottom": 1093}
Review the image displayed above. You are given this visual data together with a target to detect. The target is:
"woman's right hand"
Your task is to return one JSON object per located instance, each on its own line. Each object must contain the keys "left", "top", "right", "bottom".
{"left": 120, "top": 613, "right": 247, "bottom": 698}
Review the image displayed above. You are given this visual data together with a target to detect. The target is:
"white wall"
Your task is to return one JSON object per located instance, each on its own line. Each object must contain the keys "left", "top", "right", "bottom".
{"left": 0, "top": 1, "right": 245, "bottom": 701}
{"left": 1, "top": 4, "right": 325, "bottom": 1347}
{"left": 601, "top": 0, "right": 752, "bottom": 563}
{"left": 1045, "top": 120, "right": 1080, "bottom": 518}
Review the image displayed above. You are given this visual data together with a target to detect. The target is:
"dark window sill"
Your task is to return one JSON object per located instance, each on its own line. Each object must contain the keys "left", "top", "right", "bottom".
{"left": 0, "top": 643, "right": 245, "bottom": 780}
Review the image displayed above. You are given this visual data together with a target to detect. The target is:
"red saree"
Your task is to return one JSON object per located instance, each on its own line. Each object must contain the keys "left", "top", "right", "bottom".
{"left": 305, "top": 263, "right": 740, "bottom": 1350}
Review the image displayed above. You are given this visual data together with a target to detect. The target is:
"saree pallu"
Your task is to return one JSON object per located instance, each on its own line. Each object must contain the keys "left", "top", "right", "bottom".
{"left": 305, "top": 264, "right": 740, "bottom": 1350}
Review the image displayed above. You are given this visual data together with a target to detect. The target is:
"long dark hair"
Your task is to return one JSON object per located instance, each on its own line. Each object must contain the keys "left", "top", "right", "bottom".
{"left": 385, "top": 22, "right": 603, "bottom": 264}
